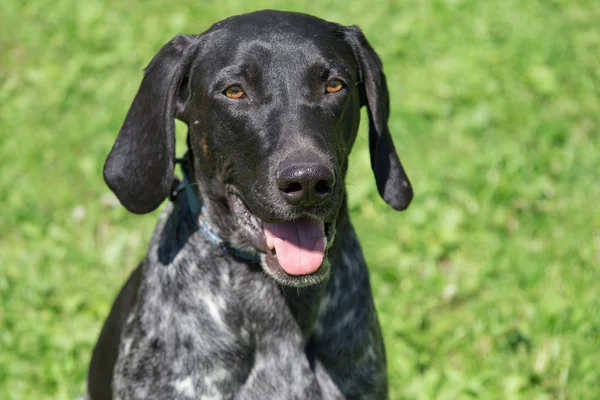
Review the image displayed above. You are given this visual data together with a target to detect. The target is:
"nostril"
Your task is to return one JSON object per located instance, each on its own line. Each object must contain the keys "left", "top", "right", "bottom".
{"left": 314, "top": 180, "right": 332, "bottom": 195}
{"left": 280, "top": 182, "right": 303, "bottom": 194}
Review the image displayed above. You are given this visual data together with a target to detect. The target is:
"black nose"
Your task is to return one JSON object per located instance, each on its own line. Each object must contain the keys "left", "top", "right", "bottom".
{"left": 277, "top": 163, "right": 335, "bottom": 206}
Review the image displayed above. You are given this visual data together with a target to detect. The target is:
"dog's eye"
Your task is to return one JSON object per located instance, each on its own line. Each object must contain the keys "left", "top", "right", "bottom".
{"left": 326, "top": 79, "right": 344, "bottom": 94}
{"left": 224, "top": 85, "right": 245, "bottom": 99}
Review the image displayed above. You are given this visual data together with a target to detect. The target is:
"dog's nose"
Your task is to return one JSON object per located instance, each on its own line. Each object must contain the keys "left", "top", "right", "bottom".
{"left": 277, "top": 164, "right": 335, "bottom": 206}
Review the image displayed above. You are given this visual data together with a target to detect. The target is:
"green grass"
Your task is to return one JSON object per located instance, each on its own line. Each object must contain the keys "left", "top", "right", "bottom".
{"left": 1, "top": 0, "right": 599, "bottom": 398}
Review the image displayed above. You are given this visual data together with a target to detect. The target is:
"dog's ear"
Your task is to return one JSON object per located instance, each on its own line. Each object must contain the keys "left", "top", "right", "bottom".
{"left": 345, "top": 27, "right": 413, "bottom": 211}
{"left": 103, "top": 35, "right": 198, "bottom": 214}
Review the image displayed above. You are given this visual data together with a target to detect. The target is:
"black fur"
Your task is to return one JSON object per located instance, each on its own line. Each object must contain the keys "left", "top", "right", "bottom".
{"left": 88, "top": 10, "right": 412, "bottom": 399}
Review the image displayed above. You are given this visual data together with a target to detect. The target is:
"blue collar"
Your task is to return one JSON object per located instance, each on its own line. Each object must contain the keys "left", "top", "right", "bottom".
{"left": 177, "top": 162, "right": 261, "bottom": 264}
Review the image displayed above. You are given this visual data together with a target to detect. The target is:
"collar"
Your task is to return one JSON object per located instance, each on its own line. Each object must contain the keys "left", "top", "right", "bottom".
{"left": 173, "top": 158, "right": 261, "bottom": 264}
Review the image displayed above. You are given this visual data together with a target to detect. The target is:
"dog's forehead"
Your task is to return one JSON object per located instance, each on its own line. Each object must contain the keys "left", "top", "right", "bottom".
{"left": 200, "top": 10, "right": 351, "bottom": 61}
{"left": 209, "top": 10, "right": 341, "bottom": 38}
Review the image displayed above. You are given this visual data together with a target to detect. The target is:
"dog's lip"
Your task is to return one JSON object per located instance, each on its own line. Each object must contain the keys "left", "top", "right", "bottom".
{"left": 229, "top": 192, "right": 268, "bottom": 252}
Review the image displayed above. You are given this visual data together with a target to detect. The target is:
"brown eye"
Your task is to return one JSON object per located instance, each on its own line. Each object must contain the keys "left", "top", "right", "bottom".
{"left": 224, "top": 85, "right": 244, "bottom": 99}
{"left": 326, "top": 79, "right": 344, "bottom": 93}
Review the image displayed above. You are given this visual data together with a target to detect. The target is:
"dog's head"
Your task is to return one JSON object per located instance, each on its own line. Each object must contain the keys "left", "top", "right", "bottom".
{"left": 103, "top": 10, "right": 412, "bottom": 287}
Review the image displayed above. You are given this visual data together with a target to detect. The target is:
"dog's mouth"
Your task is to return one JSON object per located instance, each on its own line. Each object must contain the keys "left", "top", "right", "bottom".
{"left": 229, "top": 193, "right": 336, "bottom": 286}
{"left": 263, "top": 219, "right": 327, "bottom": 276}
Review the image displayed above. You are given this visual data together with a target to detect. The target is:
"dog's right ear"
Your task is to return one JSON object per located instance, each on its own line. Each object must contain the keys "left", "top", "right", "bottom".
{"left": 103, "top": 35, "right": 198, "bottom": 214}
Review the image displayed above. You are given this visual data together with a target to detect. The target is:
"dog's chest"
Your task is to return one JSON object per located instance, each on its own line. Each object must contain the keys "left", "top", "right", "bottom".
{"left": 113, "top": 255, "right": 327, "bottom": 398}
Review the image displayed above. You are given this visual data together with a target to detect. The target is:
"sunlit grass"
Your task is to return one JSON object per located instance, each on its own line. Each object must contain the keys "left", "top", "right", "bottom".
{"left": 1, "top": 0, "right": 599, "bottom": 398}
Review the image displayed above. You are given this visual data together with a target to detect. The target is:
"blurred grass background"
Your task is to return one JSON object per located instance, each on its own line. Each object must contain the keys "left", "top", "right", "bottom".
{"left": 1, "top": 0, "right": 599, "bottom": 398}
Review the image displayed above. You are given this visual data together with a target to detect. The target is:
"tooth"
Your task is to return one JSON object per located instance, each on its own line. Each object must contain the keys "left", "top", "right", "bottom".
{"left": 266, "top": 234, "right": 274, "bottom": 250}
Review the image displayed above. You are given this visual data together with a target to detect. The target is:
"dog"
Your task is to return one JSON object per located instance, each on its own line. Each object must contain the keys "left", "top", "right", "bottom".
{"left": 86, "top": 10, "right": 412, "bottom": 400}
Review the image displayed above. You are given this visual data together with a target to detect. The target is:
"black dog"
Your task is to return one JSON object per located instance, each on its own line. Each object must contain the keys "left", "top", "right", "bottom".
{"left": 87, "top": 10, "right": 412, "bottom": 400}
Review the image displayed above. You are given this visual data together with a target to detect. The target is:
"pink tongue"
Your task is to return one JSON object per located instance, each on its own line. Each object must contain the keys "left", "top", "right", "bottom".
{"left": 263, "top": 219, "right": 325, "bottom": 275}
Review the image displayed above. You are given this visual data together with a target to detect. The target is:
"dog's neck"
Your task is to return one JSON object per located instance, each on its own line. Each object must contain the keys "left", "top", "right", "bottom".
{"left": 147, "top": 188, "right": 366, "bottom": 339}
{"left": 277, "top": 207, "right": 356, "bottom": 335}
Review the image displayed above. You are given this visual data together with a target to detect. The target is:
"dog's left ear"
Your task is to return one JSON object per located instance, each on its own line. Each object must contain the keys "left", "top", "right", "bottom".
{"left": 103, "top": 35, "right": 198, "bottom": 214}
{"left": 345, "top": 26, "right": 413, "bottom": 211}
